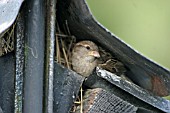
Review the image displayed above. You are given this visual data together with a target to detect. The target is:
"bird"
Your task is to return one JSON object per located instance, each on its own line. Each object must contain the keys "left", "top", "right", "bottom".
{"left": 71, "top": 40, "right": 100, "bottom": 77}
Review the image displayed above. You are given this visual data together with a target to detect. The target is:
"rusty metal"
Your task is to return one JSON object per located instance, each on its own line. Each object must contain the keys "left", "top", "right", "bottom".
{"left": 96, "top": 67, "right": 170, "bottom": 113}
{"left": 44, "top": 0, "right": 57, "bottom": 112}
{"left": 14, "top": 12, "right": 25, "bottom": 113}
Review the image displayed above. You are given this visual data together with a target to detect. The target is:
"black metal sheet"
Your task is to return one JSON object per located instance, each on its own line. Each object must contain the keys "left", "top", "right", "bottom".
{"left": 0, "top": 52, "right": 15, "bottom": 113}
{"left": 96, "top": 67, "right": 170, "bottom": 113}
{"left": 84, "top": 71, "right": 164, "bottom": 113}
{"left": 0, "top": 0, "right": 24, "bottom": 35}
{"left": 0, "top": 107, "right": 3, "bottom": 113}
{"left": 53, "top": 62, "right": 84, "bottom": 113}
{"left": 44, "top": 0, "right": 56, "bottom": 112}
{"left": 23, "top": 0, "right": 45, "bottom": 112}
{"left": 56, "top": 0, "right": 170, "bottom": 97}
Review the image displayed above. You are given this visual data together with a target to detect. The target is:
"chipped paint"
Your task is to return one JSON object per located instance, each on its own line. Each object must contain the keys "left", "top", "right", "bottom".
{"left": 96, "top": 67, "right": 121, "bottom": 82}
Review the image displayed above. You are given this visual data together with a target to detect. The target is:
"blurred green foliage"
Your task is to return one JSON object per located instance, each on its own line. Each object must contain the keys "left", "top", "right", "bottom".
{"left": 86, "top": 0, "right": 170, "bottom": 70}
{"left": 163, "top": 95, "right": 170, "bottom": 100}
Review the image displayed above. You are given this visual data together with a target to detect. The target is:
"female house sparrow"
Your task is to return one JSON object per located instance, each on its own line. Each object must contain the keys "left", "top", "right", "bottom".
{"left": 71, "top": 41, "right": 100, "bottom": 77}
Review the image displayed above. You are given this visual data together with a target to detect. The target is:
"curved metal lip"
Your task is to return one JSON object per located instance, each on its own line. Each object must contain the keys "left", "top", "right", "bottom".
{"left": 96, "top": 67, "right": 170, "bottom": 113}
{"left": 0, "top": 0, "right": 24, "bottom": 36}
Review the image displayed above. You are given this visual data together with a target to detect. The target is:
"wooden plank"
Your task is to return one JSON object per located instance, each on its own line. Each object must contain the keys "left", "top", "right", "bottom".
{"left": 75, "top": 88, "right": 137, "bottom": 113}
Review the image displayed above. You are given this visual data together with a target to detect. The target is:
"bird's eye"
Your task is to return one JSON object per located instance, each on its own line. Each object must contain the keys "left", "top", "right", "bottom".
{"left": 85, "top": 46, "right": 91, "bottom": 50}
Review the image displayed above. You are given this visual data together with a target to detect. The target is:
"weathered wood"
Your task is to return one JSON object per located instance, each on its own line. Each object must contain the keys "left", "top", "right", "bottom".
{"left": 75, "top": 88, "right": 137, "bottom": 113}
{"left": 84, "top": 71, "right": 165, "bottom": 113}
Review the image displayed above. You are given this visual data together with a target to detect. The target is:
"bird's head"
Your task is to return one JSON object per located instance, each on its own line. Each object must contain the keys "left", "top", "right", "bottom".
{"left": 73, "top": 41, "right": 100, "bottom": 62}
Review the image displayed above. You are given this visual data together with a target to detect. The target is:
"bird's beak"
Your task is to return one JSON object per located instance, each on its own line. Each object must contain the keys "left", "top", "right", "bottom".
{"left": 88, "top": 51, "right": 100, "bottom": 58}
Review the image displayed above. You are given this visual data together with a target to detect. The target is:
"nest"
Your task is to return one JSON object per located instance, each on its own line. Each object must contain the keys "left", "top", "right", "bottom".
{"left": 0, "top": 14, "right": 129, "bottom": 113}
{"left": 55, "top": 21, "right": 76, "bottom": 70}
{"left": 55, "top": 21, "right": 130, "bottom": 113}
{"left": 0, "top": 24, "right": 15, "bottom": 56}
{"left": 55, "top": 21, "right": 127, "bottom": 76}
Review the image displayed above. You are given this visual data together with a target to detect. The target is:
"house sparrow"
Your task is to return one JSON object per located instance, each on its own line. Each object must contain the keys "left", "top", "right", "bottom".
{"left": 71, "top": 41, "right": 100, "bottom": 77}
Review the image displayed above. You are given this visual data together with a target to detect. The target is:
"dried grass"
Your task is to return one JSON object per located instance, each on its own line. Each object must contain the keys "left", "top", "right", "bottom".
{"left": 0, "top": 23, "right": 16, "bottom": 56}
{"left": 55, "top": 21, "right": 76, "bottom": 69}
{"left": 55, "top": 21, "right": 84, "bottom": 113}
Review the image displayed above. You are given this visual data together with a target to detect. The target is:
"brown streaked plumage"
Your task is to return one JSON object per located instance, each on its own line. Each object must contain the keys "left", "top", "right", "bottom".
{"left": 71, "top": 41, "right": 100, "bottom": 77}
